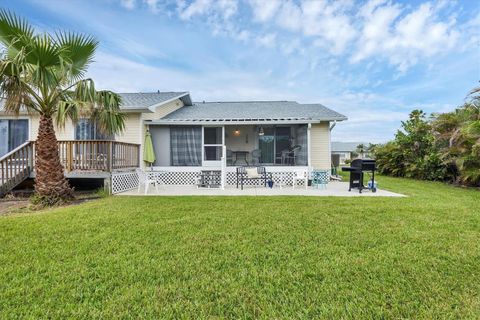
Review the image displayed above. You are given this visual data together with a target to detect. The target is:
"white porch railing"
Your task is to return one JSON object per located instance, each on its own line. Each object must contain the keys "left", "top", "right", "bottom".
{"left": 110, "top": 165, "right": 311, "bottom": 193}
{"left": 144, "top": 166, "right": 309, "bottom": 186}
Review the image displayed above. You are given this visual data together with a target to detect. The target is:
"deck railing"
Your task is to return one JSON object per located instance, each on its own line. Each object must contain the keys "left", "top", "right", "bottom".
{"left": 57, "top": 140, "right": 140, "bottom": 172}
{"left": 0, "top": 141, "right": 34, "bottom": 195}
{"left": 0, "top": 140, "right": 139, "bottom": 195}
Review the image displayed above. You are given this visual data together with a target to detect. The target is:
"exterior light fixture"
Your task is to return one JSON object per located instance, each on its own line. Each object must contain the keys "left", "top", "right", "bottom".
{"left": 234, "top": 128, "right": 241, "bottom": 136}
{"left": 258, "top": 126, "right": 264, "bottom": 136}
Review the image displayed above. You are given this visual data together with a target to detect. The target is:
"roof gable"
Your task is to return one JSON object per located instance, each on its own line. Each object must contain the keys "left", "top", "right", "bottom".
{"left": 119, "top": 92, "right": 192, "bottom": 112}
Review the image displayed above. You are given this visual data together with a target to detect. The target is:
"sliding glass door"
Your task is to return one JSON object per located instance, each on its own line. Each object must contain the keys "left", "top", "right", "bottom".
{"left": 259, "top": 127, "right": 274, "bottom": 164}
{"left": 258, "top": 126, "right": 292, "bottom": 164}
{"left": 275, "top": 127, "right": 291, "bottom": 164}
{"left": 0, "top": 119, "right": 28, "bottom": 157}
{"left": 0, "top": 120, "right": 8, "bottom": 156}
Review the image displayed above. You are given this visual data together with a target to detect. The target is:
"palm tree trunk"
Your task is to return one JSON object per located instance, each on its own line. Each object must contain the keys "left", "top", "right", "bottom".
{"left": 34, "top": 115, "right": 74, "bottom": 201}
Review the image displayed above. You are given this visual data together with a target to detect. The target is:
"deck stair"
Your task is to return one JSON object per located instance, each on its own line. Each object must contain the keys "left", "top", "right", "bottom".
{"left": 0, "top": 141, "right": 34, "bottom": 197}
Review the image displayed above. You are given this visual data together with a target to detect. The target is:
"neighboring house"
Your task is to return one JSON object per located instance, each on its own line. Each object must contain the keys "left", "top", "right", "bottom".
{"left": 0, "top": 91, "right": 347, "bottom": 193}
{"left": 331, "top": 142, "right": 371, "bottom": 164}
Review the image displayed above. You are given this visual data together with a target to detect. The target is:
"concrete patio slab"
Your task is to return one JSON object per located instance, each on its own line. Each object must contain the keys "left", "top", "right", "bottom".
{"left": 116, "top": 181, "right": 405, "bottom": 197}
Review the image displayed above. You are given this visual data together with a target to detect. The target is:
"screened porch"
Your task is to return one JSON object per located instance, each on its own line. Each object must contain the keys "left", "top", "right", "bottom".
{"left": 148, "top": 124, "right": 309, "bottom": 168}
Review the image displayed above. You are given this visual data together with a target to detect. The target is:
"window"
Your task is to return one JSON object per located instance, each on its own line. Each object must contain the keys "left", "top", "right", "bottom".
{"left": 75, "top": 119, "right": 113, "bottom": 140}
{"left": 0, "top": 119, "right": 28, "bottom": 157}
{"left": 203, "top": 127, "right": 223, "bottom": 161}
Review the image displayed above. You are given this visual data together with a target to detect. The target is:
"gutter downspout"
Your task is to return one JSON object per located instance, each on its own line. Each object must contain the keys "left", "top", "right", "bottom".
{"left": 329, "top": 120, "right": 337, "bottom": 131}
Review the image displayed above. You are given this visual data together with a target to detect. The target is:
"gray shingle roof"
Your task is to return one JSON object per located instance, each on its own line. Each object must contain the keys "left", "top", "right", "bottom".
{"left": 0, "top": 92, "right": 191, "bottom": 113}
{"left": 158, "top": 101, "right": 347, "bottom": 123}
{"left": 119, "top": 92, "right": 190, "bottom": 110}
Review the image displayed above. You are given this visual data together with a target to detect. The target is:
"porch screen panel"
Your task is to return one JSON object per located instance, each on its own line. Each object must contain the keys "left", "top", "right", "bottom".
{"left": 170, "top": 126, "right": 202, "bottom": 166}
{"left": 296, "top": 125, "right": 308, "bottom": 165}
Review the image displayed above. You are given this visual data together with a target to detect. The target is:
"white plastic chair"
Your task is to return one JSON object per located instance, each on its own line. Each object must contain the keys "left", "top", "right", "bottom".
{"left": 292, "top": 170, "right": 308, "bottom": 189}
{"left": 276, "top": 173, "right": 288, "bottom": 189}
{"left": 136, "top": 168, "right": 159, "bottom": 195}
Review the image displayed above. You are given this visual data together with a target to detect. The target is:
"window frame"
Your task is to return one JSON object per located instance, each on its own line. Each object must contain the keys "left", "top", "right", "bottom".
{"left": 202, "top": 126, "right": 224, "bottom": 164}
{"left": 0, "top": 119, "right": 29, "bottom": 157}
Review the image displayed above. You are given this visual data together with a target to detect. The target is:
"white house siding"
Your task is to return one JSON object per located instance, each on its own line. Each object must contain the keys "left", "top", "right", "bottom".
{"left": 0, "top": 114, "right": 74, "bottom": 141}
{"left": 310, "top": 122, "right": 331, "bottom": 170}
{"left": 115, "top": 113, "right": 142, "bottom": 144}
{"left": 0, "top": 98, "right": 184, "bottom": 143}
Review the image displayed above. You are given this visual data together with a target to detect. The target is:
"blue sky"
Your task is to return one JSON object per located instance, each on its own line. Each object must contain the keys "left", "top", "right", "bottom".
{"left": 4, "top": 0, "right": 480, "bottom": 142}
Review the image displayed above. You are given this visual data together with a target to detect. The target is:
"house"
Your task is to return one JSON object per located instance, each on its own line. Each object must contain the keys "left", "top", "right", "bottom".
{"left": 331, "top": 142, "right": 370, "bottom": 164}
{"left": 0, "top": 91, "right": 347, "bottom": 194}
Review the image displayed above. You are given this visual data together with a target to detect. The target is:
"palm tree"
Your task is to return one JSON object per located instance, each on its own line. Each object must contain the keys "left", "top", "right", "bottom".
{"left": 432, "top": 90, "right": 480, "bottom": 185}
{"left": 0, "top": 10, "right": 125, "bottom": 204}
{"left": 356, "top": 143, "right": 366, "bottom": 158}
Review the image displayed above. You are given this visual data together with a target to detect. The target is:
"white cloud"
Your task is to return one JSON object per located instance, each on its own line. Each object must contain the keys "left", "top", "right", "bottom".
{"left": 352, "top": 1, "right": 459, "bottom": 72}
{"left": 217, "top": 0, "right": 238, "bottom": 19}
{"left": 249, "top": 0, "right": 357, "bottom": 55}
{"left": 236, "top": 30, "right": 250, "bottom": 42}
{"left": 301, "top": 0, "right": 357, "bottom": 54}
{"left": 88, "top": 51, "right": 291, "bottom": 101}
{"left": 120, "top": 0, "right": 136, "bottom": 10}
{"left": 255, "top": 33, "right": 276, "bottom": 47}
{"left": 276, "top": 1, "right": 302, "bottom": 31}
{"left": 143, "top": 0, "right": 162, "bottom": 13}
{"left": 178, "top": 0, "right": 213, "bottom": 20}
{"left": 249, "top": 0, "right": 281, "bottom": 22}
{"left": 177, "top": 0, "right": 237, "bottom": 20}
{"left": 170, "top": 0, "right": 468, "bottom": 69}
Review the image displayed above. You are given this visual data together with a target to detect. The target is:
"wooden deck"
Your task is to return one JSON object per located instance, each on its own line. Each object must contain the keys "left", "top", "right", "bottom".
{"left": 1, "top": 140, "right": 140, "bottom": 195}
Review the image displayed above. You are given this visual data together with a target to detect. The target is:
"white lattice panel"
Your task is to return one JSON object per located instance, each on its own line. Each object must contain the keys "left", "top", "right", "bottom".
{"left": 226, "top": 171, "right": 302, "bottom": 186}
{"left": 144, "top": 166, "right": 310, "bottom": 187}
{"left": 111, "top": 171, "right": 139, "bottom": 194}
{"left": 147, "top": 170, "right": 201, "bottom": 185}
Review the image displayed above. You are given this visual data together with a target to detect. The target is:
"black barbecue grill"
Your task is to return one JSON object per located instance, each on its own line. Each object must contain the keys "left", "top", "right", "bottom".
{"left": 342, "top": 159, "right": 377, "bottom": 193}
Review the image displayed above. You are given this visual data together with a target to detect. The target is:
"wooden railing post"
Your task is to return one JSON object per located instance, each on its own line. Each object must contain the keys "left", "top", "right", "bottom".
{"left": 66, "top": 141, "right": 72, "bottom": 172}
{"left": 28, "top": 142, "right": 33, "bottom": 170}
{"left": 137, "top": 144, "right": 140, "bottom": 167}
{"left": 107, "top": 141, "right": 113, "bottom": 172}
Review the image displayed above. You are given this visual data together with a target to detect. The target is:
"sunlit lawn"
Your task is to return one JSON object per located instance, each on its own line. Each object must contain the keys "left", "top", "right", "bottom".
{"left": 0, "top": 176, "right": 479, "bottom": 318}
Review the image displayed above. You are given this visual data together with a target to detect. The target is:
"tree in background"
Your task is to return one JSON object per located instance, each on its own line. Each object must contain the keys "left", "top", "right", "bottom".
{"left": 355, "top": 143, "right": 366, "bottom": 158}
{"left": 0, "top": 11, "right": 125, "bottom": 205}
{"left": 374, "top": 88, "right": 480, "bottom": 187}
{"left": 375, "top": 110, "right": 446, "bottom": 181}
{"left": 432, "top": 87, "right": 480, "bottom": 185}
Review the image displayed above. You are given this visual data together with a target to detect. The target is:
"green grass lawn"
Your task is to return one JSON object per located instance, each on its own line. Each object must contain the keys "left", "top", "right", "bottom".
{"left": 1, "top": 177, "right": 479, "bottom": 319}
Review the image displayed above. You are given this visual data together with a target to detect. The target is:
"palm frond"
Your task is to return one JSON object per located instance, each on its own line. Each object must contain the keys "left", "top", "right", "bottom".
{"left": 56, "top": 31, "right": 97, "bottom": 82}
{"left": 55, "top": 99, "right": 79, "bottom": 128}
{"left": 92, "top": 90, "right": 125, "bottom": 135}
{"left": 0, "top": 54, "right": 41, "bottom": 113}
{"left": 0, "top": 10, "right": 34, "bottom": 55}
{"left": 0, "top": 73, "right": 37, "bottom": 114}
{"left": 57, "top": 80, "right": 125, "bottom": 134}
